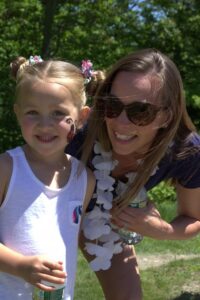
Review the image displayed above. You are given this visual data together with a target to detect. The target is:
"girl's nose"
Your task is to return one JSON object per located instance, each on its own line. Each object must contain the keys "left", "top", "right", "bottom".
{"left": 38, "top": 116, "right": 53, "bottom": 128}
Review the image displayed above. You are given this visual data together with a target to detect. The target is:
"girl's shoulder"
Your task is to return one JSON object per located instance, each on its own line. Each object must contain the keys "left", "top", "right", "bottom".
{"left": 0, "top": 152, "right": 13, "bottom": 206}
{"left": 83, "top": 167, "right": 96, "bottom": 213}
{"left": 0, "top": 152, "right": 13, "bottom": 173}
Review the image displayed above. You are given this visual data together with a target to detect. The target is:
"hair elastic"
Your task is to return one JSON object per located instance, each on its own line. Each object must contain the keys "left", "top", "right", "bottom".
{"left": 81, "top": 59, "right": 95, "bottom": 84}
{"left": 29, "top": 55, "right": 43, "bottom": 65}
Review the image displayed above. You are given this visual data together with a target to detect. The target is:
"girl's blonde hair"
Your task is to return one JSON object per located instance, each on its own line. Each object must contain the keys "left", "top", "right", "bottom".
{"left": 10, "top": 56, "right": 87, "bottom": 109}
{"left": 82, "top": 48, "right": 197, "bottom": 209}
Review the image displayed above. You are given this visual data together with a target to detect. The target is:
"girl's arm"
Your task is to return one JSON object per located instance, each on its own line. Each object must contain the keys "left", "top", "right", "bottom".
{"left": 0, "top": 153, "right": 12, "bottom": 207}
{"left": 0, "top": 154, "right": 66, "bottom": 291}
{"left": 111, "top": 184, "right": 200, "bottom": 240}
{"left": 82, "top": 167, "right": 96, "bottom": 213}
{"left": 0, "top": 243, "right": 66, "bottom": 291}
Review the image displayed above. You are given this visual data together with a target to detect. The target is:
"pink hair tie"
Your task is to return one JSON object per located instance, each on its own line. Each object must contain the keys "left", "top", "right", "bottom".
{"left": 29, "top": 55, "right": 43, "bottom": 65}
{"left": 81, "top": 59, "right": 95, "bottom": 83}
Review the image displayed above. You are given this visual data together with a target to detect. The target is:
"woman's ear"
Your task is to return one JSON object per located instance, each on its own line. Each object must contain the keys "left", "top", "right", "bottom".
{"left": 154, "top": 108, "right": 172, "bottom": 130}
{"left": 160, "top": 108, "right": 173, "bottom": 129}
{"left": 77, "top": 106, "right": 91, "bottom": 128}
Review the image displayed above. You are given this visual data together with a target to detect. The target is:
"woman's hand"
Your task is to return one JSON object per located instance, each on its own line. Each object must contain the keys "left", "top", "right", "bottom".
{"left": 17, "top": 255, "right": 67, "bottom": 291}
{"left": 111, "top": 200, "right": 172, "bottom": 239}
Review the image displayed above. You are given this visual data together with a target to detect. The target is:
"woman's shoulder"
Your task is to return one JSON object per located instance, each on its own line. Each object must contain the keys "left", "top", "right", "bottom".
{"left": 146, "top": 132, "right": 200, "bottom": 190}
{"left": 65, "top": 126, "right": 87, "bottom": 159}
{"left": 163, "top": 132, "right": 200, "bottom": 187}
{"left": 185, "top": 131, "right": 200, "bottom": 147}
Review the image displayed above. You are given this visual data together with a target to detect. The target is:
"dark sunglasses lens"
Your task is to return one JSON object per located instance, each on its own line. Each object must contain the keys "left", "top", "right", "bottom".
{"left": 104, "top": 98, "right": 123, "bottom": 118}
{"left": 127, "top": 102, "right": 158, "bottom": 125}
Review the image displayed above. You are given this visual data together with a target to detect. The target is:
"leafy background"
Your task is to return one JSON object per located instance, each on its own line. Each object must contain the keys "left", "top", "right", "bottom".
{"left": 0, "top": 0, "right": 200, "bottom": 153}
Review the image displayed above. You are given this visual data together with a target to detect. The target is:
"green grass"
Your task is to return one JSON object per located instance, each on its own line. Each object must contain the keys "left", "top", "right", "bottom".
{"left": 74, "top": 200, "right": 200, "bottom": 299}
{"left": 74, "top": 253, "right": 200, "bottom": 300}
{"left": 141, "top": 258, "right": 200, "bottom": 300}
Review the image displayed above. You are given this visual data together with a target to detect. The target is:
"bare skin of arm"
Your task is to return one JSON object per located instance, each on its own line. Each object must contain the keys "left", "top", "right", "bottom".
{"left": 111, "top": 184, "right": 200, "bottom": 240}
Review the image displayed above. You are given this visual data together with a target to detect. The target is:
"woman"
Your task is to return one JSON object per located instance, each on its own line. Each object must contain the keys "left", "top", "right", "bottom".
{"left": 67, "top": 49, "right": 200, "bottom": 300}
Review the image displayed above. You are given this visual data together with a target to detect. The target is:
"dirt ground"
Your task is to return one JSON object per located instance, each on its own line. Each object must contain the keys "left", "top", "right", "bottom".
{"left": 137, "top": 253, "right": 200, "bottom": 295}
{"left": 137, "top": 253, "right": 200, "bottom": 270}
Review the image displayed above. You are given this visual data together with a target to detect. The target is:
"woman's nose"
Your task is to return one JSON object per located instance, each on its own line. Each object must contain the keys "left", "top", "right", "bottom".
{"left": 116, "top": 109, "right": 131, "bottom": 125}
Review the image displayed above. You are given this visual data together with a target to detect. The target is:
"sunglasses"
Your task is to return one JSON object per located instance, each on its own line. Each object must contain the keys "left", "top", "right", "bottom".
{"left": 102, "top": 96, "right": 163, "bottom": 126}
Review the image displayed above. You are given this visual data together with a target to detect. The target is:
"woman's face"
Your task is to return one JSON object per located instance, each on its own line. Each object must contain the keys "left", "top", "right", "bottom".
{"left": 105, "top": 71, "right": 167, "bottom": 156}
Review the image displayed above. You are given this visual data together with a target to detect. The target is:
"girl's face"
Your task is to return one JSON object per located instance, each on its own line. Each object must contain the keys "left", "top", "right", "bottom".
{"left": 105, "top": 71, "right": 167, "bottom": 156}
{"left": 14, "top": 81, "right": 83, "bottom": 158}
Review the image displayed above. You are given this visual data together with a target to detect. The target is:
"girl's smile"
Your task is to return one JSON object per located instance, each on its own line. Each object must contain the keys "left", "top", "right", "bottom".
{"left": 14, "top": 81, "right": 79, "bottom": 160}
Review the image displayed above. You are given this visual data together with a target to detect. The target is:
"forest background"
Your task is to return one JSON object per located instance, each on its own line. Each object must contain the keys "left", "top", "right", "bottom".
{"left": 0, "top": 0, "right": 200, "bottom": 153}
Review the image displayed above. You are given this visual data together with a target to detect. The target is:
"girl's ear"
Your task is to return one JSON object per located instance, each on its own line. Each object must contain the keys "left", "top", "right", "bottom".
{"left": 77, "top": 106, "right": 91, "bottom": 128}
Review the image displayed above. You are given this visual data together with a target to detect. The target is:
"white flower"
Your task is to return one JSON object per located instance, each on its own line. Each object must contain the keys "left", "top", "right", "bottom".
{"left": 85, "top": 206, "right": 111, "bottom": 220}
{"left": 97, "top": 177, "right": 115, "bottom": 191}
{"left": 98, "top": 231, "right": 121, "bottom": 243}
{"left": 83, "top": 218, "right": 111, "bottom": 240}
{"left": 96, "top": 189, "right": 113, "bottom": 209}
{"left": 92, "top": 155, "right": 116, "bottom": 171}
{"left": 89, "top": 256, "right": 111, "bottom": 271}
{"left": 85, "top": 241, "right": 123, "bottom": 271}
{"left": 85, "top": 242, "right": 112, "bottom": 258}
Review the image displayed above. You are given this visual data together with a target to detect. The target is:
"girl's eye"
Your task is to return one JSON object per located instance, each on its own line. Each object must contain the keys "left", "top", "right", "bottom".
{"left": 52, "top": 111, "right": 66, "bottom": 117}
{"left": 26, "top": 110, "right": 38, "bottom": 115}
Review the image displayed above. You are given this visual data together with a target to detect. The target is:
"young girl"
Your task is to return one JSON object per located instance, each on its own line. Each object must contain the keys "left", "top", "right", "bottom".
{"left": 0, "top": 56, "right": 95, "bottom": 299}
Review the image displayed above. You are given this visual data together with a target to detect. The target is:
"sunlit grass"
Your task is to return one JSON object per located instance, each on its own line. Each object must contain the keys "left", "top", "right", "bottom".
{"left": 74, "top": 199, "right": 200, "bottom": 299}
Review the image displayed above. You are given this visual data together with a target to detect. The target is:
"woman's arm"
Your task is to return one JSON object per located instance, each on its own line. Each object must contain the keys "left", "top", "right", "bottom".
{"left": 111, "top": 184, "right": 200, "bottom": 240}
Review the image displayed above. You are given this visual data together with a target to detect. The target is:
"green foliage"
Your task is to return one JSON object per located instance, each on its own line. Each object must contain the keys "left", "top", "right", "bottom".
{"left": 148, "top": 181, "right": 176, "bottom": 204}
{"left": 0, "top": 0, "right": 200, "bottom": 152}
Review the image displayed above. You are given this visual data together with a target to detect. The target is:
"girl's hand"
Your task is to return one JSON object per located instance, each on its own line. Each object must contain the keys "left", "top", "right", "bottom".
{"left": 17, "top": 255, "right": 67, "bottom": 291}
{"left": 111, "top": 201, "right": 172, "bottom": 239}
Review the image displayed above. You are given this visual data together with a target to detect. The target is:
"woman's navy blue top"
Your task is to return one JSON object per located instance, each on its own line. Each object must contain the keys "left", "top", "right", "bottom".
{"left": 66, "top": 127, "right": 200, "bottom": 190}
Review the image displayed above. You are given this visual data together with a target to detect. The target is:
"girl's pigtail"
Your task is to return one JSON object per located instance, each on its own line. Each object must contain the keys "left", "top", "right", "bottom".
{"left": 10, "top": 56, "right": 27, "bottom": 80}
{"left": 81, "top": 59, "right": 106, "bottom": 99}
{"left": 10, "top": 55, "right": 43, "bottom": 80}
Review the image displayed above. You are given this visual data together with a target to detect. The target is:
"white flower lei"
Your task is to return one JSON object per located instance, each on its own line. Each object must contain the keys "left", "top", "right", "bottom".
{"left": 81, "top": 140, "right": 160, "bottom": 271}
{"left": 82, "top": 141, "right": 136, "bottom": 271}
